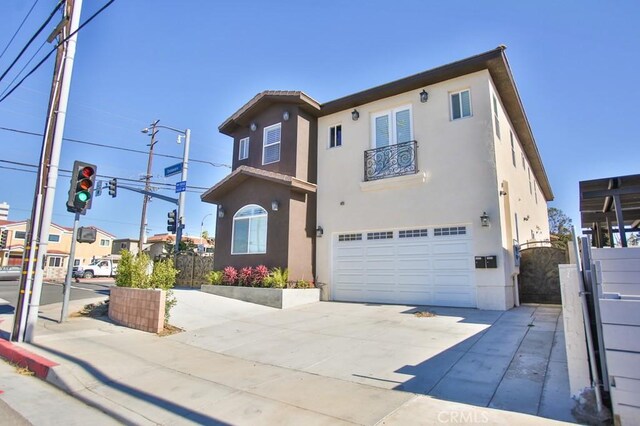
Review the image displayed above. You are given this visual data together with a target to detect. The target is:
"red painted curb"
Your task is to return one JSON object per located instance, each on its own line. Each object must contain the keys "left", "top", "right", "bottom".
{"left": 0, "top": 339, "right": 58, "bottom": 379}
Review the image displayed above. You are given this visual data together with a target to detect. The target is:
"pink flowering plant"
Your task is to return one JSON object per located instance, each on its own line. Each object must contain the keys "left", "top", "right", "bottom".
{"left": 239, "top": 267, "right": 253, "bottom": 286}
{"left": 252, "top": 265, "right": 270, "bottom": 287}
{"left": 222, "top": 266, "right": 238, "bottom": 286}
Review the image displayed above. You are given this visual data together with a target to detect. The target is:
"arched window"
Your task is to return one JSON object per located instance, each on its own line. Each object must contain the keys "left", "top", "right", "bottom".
{"left": 232, "top": 204, "right": 267, "bottom": 254}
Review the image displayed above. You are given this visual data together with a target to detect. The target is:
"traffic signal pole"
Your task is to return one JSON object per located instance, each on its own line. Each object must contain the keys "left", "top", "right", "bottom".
{"left": 60, "top": 212, "right": 80, "bottom": 322}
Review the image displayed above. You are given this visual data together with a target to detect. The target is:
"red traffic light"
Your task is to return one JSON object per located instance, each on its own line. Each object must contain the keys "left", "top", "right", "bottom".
{"left": 81, "top": 166, "right": 94, "bottom": 178}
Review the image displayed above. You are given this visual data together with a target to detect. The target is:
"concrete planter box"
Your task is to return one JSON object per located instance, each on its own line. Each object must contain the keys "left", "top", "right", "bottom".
{"left": 201, "top": 285, "right": 319, "bottom": 309}
{"left": 109, "top": 287, "right": 166, "bottom": 334}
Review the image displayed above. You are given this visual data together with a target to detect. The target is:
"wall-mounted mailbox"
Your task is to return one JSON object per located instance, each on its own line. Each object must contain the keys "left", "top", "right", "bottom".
{"left": 475, "top": 256, "right": 486, "bottom": 269}
{"left": 485, "top": 255, "right": 498, "bottom": 268}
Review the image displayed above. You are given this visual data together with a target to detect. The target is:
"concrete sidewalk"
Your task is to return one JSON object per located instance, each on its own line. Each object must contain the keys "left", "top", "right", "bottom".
{"left": 1, "top": 291, "right": 574, "bottom": 425}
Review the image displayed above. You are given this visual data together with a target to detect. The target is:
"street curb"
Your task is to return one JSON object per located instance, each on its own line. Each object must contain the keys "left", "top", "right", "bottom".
{"left": 0, "top": 338, "right": 59, "bottom": 379}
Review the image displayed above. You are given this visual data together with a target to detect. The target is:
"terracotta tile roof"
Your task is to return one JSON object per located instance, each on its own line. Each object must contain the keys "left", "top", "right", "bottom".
{"left": 0, "top": 219, "right": 116, "bottom": 238}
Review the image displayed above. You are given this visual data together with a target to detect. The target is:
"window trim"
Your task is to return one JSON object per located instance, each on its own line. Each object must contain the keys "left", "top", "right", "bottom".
{"left": 493, "top": 95, "right": 501, "bottom": 139}
{"left": 510, "top": 131, "right": 516, "bottom": 167}
{"left": 238, "top": 137, "right": 250, "bottom": 160}
{"left": 262, "top": 123, "right": 281, "bottom": 165}
{"left": 450, "top": 89, "right": 472, "bottom": 120}
{"left": 100, "top": 239, "right": 110, "bottom": 246}
{"left": 14, "top": 231, "right": 26, "bottom": 239}
{"left": 328, "top": 124, "right": 342, "bottom": 149}
{"left": 231, "top": 204, "right": 268, "bottom": 255}
{"left": 48, "top": 234, "right": 60, "bottom": 243}
{"left": 370, "top": 104, "right": 413, "bottom": 149}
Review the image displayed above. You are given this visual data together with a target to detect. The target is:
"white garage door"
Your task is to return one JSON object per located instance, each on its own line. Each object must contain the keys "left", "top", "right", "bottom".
{"left": 332, "top": 226, "right": 476, "bottom": 307}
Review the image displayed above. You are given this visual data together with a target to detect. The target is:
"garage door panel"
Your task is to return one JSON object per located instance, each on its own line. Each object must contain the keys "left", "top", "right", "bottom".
{"left": 432, "top": 241, "right": 470, "bottom": 255}
{"left": 333, "top": 227, "right": 475, "bottom": 308}
{"left": 432, "top": 257, "right": 470, "bottom": 270}
{"left": 397, "top": 244, "right": 431, "bottom": 256}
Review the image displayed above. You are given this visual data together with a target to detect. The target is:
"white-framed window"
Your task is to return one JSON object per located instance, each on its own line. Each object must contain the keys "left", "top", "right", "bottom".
{"left": 14, "top": 231, "right": 26, "bottom": 239}
{"left": 371, "top": 105, "right": 412, "bottom": 148}
{"left": 367, "top": 231, "right": 393, "bottom": 240}
{"left": 262, "top": 123, "right": 281, "bottom": 165}
{"left": 510, "top": 131, "right": 516, "bottom": 167}
{"left": 329, "top": 124, "right": 342, "bottom": 148}
{"left": 528, "top": 167, "right": 532, "bottom": 194}
{"left": 493, "top": 95, "right": 501, "bottom": 139}
{"left": 450, "top": 89, "right": 472, "bottom": 120}
{"left": 232, "top": 204, "right": 267, "bottom": 254}
{"left": 48, "top": 234, "right": 60, "bottom": 242}
{"left": 338, "top": 233, "right": 362, "bottom": 242}
{"left": 48, "top": 256, "right": 63, "bottom": 268}
{"left": 399, "top": 229, "right": 429, "bottom": 238}
{"left": 100, "top": 239, "right": 110, "bottom": 246}
{"left": 74, "top": 259, "right": 80, "bottom": 266}
{"left": 434, "top": 226, "right": 467, "bottom": 236}
{"left": 238, "top": 137, "right": 249, "bottom": 160}
{"left": 521, "top": 152, "right": 525, "bottom": 169}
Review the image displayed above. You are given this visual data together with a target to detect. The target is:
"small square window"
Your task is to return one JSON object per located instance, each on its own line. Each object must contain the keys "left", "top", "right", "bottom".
{"left": 238, "top": 137, "right": 249, "bottom": 160}
{"left": 329, "top": 125, "right": 342, "bottom": 148}
{"left": 14, "top": 231, "right": 26, "bottom": 239}
{"left": 451, "top": 89, "right": 472, "bottom": 120}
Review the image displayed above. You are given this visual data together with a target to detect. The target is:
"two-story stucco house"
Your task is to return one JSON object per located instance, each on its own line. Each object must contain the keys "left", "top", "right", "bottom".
{"left": 203, "top": 46, "right": 553, "bottom": 310}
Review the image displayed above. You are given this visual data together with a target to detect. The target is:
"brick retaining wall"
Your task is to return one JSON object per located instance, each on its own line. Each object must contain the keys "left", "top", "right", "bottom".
{"left": 109, "top": 287, "right": 165, "bottom": 333}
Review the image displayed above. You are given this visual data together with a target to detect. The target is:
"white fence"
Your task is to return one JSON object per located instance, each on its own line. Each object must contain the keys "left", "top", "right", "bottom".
{"left": 594, "top": 248, "right": 640, "bottom": 425}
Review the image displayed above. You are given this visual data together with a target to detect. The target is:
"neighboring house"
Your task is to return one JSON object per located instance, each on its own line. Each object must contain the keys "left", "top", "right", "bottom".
{"left": 144, "top": 233, "right": 214, "bottom": 259}
{"left": 202, "top": 46, "right": 553, "bottom": 310}
{"left": 111, "top": 238, "right": 143, "bottom": 256}
{"left": 0, "top": 220, "right": 116, "bottom": 279}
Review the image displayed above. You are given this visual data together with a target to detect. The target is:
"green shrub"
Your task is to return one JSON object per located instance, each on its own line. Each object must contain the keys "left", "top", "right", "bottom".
{"left": 115, "top": 250, "right": 150, "bottom": 288}
{"left": 208, "top": 270, "right": 223, "bottom": 285}
{"left": 115, "top": 251, "right": 179, "bottom": 324}
{"left": 265, "top": 267, "right": 288, "bottom": 289}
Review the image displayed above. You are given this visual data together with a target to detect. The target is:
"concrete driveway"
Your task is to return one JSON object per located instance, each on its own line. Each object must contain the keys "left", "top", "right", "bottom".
{"left": 170, "top": 289, "right": 575, "bottom": 423}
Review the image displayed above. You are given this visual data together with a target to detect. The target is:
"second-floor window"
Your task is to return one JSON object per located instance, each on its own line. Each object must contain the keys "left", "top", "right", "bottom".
{"left": 239, "top": 137, "right": 249, "bottom": 160}
{"left": 100, "top": 239, "right": 110, "bottom": 246}
{"left": 510, "top": 131, "right": 516, "bottom": 167}
{"left": 262, "top": 123, "right": 281, "bottom": 165}
{"left": 14, "top": 231, "right": 26, "bottom": 239}
{"left": 372, "top": 106, "right": 412, "bottom": 148}
{"left": 48, "top": 234, "right": 60, "bottom": 242}
{"left": 329, "top": 125, "right": 342, "bottom": 148}
{"left": 493, "top": 95, "right": 501, "bottom": 139}
{"left": 450, "top": 89, "right": 471, "bottom": 120}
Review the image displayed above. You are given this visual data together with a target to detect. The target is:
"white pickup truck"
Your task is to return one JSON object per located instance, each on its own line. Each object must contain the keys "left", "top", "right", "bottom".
{"left": 73, "top": 257, "right": 119, "bottom": 279}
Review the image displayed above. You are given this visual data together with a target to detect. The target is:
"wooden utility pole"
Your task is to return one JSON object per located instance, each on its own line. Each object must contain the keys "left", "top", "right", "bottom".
{"left": 13, "top": 0, "right": 82, "bottom": 342}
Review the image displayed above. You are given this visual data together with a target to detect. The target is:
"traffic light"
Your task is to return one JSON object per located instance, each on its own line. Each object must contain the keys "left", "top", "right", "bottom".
{"left": 167, "top": 209, "right": 177, "bottom": 234}
{"left": 66, "top": 161, "right": 97, "bottom": 214}
{"left": 0, "top": 229, "right": 7, "bottom": 249}
{"left": 108, "top": 178, "right": 117, "bottom": 198}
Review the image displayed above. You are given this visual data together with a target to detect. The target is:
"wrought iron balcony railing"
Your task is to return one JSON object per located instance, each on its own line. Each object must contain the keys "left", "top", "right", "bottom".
{"left": 364, "top": 140, "right": 418, "bottom": 182}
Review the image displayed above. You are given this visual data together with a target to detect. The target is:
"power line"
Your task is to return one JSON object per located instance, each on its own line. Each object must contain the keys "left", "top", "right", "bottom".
{"left": 0, "top": 0, "right": 41, "bottom": 60}
{"left": 0, "top": 126, "right": 231, "bottom": 168}
{"left": 0, "top": 0, "right": 117, "bottom": 104}
{"left": 0, "top": 40, "right": 47, "bottom": 98}
{"left": 0, "top": 159, "right": 208, "bottom": 191}
{"left": 0, "top": 0, "right": 62, "bottom": 84}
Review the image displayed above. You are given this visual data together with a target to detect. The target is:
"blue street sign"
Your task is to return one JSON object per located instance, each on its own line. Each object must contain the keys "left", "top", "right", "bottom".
{"left": 175, "top": 181, "right": 187, "bottom": 193}
{"left": 164, "top": 162, "right": 183, "bottom": 177}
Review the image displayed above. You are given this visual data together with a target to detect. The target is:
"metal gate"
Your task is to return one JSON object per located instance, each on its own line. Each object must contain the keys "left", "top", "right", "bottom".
{"left": 518, "top": 242, "right": 568, "bottom": 304}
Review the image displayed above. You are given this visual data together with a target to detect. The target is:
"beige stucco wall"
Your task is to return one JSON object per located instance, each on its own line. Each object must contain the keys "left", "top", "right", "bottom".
{"left": 316, "top": 70, "right": 547, "bottom": 310}
{"left": 489, "top": 79, "right": 550, "bottom": 304}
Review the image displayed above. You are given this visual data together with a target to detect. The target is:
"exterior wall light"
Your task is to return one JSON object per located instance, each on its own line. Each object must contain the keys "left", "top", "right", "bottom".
{"left": 351, "top": 109, "right": 359, "bottom": 121}
{"left": 217, "top": 206, "right": 225, "bottom": 218}
{"left": 250, "top": 122, "right": 257, "bottom": 132}
{"left": 420, "top": 89, "right": 429, "bottom": 103}
{"left": 480, "top": 212, "right": 490, "bottom": 227}
{"left": 283, "top": 111, "right": 290, "bottom": 121}
{"left": 316, "top": 226, "right": 324, "bottom": 237}
{"left": 271, "top": 200, "right": 279, "bottom": 211}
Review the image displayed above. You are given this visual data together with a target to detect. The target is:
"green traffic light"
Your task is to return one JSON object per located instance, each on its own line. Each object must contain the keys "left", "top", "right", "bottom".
{"left": 76, "top": 191, "right": 90, "bottom": 203}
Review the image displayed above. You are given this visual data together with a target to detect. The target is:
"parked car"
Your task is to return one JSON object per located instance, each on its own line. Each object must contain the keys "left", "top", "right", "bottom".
{"left": 0, "top": 266, "right": 21, "bottom": 281}
{"left": 73, "top": 257, "right": 119, "bottom": 279}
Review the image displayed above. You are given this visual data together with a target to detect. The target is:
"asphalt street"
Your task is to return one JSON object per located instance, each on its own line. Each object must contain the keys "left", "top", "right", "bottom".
{"left": 0, "top": 279, "right": 113, "bottom": 315}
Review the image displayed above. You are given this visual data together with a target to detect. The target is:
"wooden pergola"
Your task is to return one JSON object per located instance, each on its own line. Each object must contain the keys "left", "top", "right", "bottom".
{"left": 580, "top": 174, "right": 640, "bottom": 247}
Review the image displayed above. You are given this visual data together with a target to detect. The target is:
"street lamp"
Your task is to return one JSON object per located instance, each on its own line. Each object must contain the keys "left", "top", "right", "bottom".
{"left": 200, "top": 213, "right": 212, "bottom": 241}
{"left": 140, "top": 120, "right": 191, "bottom": 254}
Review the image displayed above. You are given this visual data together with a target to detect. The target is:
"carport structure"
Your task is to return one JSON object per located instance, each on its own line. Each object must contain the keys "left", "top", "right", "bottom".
{"left": 580, "top": 174, "right": 640, "bottom": 247}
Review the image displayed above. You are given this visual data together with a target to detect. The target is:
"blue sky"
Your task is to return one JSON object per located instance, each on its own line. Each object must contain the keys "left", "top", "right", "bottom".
{"left": 0, "top": 0, "right": 638, "bottom": 239}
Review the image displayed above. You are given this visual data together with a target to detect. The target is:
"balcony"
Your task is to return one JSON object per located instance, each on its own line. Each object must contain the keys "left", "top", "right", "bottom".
{"left": 364, "top": 141, "right": 418, "bottom": 182}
